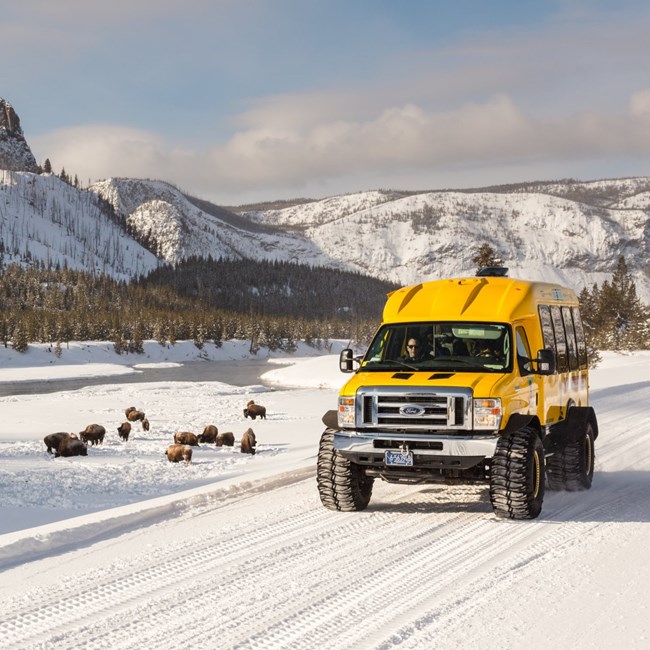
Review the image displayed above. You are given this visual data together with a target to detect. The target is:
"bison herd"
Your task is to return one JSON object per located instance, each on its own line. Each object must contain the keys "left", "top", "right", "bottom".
{"left": 43, "top": 400, "right": 266, "bottom": 463}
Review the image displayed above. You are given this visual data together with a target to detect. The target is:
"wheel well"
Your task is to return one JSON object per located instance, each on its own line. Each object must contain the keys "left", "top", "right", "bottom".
{"left": 500, "top": 413, "right": 541, "bottom": 438}
{"left": 544, "top": 405, "right": 599, "bottom": 454}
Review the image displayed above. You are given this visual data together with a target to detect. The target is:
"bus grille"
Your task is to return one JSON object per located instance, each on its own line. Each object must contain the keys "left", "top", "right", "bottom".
{"left": 357, "top": 387, "right": 471, "bottom": 431}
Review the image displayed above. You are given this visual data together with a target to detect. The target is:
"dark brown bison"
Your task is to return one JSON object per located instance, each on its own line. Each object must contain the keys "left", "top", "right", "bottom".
{"left": 198, "top": 424, "right": 218, "bottom": 444}
{"left": 44, "top": 432, "right": 76, "bottom": 454}
{"left": 165, "top": 444, "right": 192, "bottom": 464}
{"left": 117, "top": 421, "right": 131, "bottom": 441}
{"left": 240, "top": 428, "right": 257, "bottom": 455}
{"left": 243, "top": 400, "right": 266, "bottom": 420}
{"left": 79, "top": 424, "right": 106, "bottom": 446}
{"left": 215, "top": 432, "right": 235, "bottom": 447}
{"left": 55, "top": 436, "right": 88, "bottom": 457}
{"left": 127, "top": 409, "right": 146, "bottom": 423}
{"left": 125, "top": 406, "right": 137, "bottom": 418}
{"left": 174, "top": 431, "right": 200, "bottom": 446}
{"left": 141, "top": 417, "right": 150, "bottom": 431}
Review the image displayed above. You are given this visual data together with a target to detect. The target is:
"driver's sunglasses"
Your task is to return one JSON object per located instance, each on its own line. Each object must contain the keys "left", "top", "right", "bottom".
{"left": 407, "top": 344, "right": 419, "bottom": 349}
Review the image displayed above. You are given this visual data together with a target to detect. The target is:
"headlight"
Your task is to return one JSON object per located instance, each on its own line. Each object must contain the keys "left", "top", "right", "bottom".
{"left": 473, "top": 398, "right": 502, "bottom": 430}
{"left": 338, "top": 396, "right": 355, "bottom": 427}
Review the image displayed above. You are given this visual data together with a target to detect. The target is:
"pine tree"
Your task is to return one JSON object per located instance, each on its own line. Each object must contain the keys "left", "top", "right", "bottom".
{"left": 11, "top": 323, "right": 29, "bottom": 352}
{"left": 128, "top": 320, "right": 145, "bottom": 353}
{"left": 471, "top": 244, "right": 503, "bottom": 274}
{"left": 599, "top": 257, "right": 646, "bottom": 349}
{"left": 193, "top": 321, "right": 206, "bottom": 350}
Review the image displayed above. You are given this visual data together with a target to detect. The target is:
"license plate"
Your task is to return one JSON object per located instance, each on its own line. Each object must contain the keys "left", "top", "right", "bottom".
{"left": 385, "top": 450, "right": 413, "bottom": 466}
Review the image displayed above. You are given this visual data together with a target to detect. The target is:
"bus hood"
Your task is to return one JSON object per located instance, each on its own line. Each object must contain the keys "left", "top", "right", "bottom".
{"left": 340, "top": 370, "right": 507, "bottom": 398}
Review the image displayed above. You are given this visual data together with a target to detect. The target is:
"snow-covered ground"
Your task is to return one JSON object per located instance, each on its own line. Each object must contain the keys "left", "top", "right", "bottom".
{"left": 0, "top": 342, "right": 649, "bottom": 649}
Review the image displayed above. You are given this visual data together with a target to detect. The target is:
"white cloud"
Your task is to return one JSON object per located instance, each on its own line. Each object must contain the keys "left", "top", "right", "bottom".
{"left": 630, "top": 90, "right": 650, "bottom": 118}
{"left": 30, "top": 89, "right": 650, "bottom": 204}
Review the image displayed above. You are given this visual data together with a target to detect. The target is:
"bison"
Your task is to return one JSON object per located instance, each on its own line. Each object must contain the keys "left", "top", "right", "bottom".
{"left": 243, "top": 400, "right": 266, "bottom": 420}
{"left": 44, "top": 432, "right": 76, "bottom": 454}
{"left": 141, "top": 417, "right": 150, "bottom": 432}
{"left": 55, "top": 436, "right": 88, "bottom": 458}
{"left": 215, "top": 431, "right": 235, "bottom": 447}
{"left": 80, "top": 424, "right": 106, "bottom": 446}
{"left": 174, "top": 431, "right": 200, "bottom": 446}
{"left": 198, "top": 424, "right": 219, "bottom": 444}
{"left": 127, "top": 409, "right": 146, "bottom": 423}
{"left": 240, "top": 428, "right": 257, "bottom": 455}
{"left": 117, "top": 421, "right": 131, "bottom": 441}
{"left": 125, "top": 406, "right": 137, "bottom": 418}
{"left": 165, "top": 444, "right": 192, "bottom": 464}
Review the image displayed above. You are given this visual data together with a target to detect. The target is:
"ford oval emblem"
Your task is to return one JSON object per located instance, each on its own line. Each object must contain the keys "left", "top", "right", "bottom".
{"left": 400, "top": 405, "right": 425, "bottom": 416}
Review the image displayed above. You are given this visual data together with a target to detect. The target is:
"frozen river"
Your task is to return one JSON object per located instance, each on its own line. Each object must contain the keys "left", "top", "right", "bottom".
{"left": 0, "top": 358, "right": 275, "bottom": 397}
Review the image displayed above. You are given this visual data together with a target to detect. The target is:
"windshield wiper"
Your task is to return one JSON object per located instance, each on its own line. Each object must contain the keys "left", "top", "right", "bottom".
{"left": 364, "top": 359, "right": 420, "bottom": 371}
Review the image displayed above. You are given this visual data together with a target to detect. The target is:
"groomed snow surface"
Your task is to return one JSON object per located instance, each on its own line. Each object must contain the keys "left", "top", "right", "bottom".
{"left": 0, "top": 341, "right": 649, "bottom": 649}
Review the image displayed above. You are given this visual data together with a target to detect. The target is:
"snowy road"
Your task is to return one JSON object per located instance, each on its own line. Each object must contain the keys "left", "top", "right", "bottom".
{"left": 2, "top": 467, "right": 649, "bottom": 648}
{"left": 0, "top": 352, "right": 649, "bottom": 649}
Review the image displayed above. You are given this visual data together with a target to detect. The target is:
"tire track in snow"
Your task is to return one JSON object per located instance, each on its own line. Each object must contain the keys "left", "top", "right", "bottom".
{"left": 0, "top": 481, "right": 485, "bottom": 648}
{"left": 1, "top": 472, "right": 645, "bottom": 649}
{"left": 0, "top": 479, "right": 434, "bottom": 647}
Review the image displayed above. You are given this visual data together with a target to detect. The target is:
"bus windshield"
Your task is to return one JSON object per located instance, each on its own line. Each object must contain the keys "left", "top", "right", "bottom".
{"left": 360, "top": 322, "right": 512, "bottom": 373}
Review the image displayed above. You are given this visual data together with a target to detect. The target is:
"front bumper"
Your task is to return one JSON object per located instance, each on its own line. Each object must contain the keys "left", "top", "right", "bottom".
{"left": 334, "top": 429, "right": 498, "bottom": 471}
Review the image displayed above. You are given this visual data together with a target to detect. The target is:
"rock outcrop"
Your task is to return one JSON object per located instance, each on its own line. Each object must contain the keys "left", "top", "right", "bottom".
{"left": 0, "top": 98, "right": 39, "bottom": 173}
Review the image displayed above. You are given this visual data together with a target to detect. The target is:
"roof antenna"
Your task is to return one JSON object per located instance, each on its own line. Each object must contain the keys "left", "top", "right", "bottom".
{"left": 476, "top": 267, "right": 509, "bottom": 277}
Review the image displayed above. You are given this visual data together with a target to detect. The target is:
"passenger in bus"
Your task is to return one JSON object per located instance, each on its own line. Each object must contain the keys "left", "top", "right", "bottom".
{"left": 475, "top": 341, "right": 502, "bottom": 360}
{"left": 401, "top": 338, "right": 428, "bottom": 362}
{"left": 452, "top": 339, "right": 469, "bottom": 356}
{"left": 426, "top": 332, "right": 450, "bottom": 357}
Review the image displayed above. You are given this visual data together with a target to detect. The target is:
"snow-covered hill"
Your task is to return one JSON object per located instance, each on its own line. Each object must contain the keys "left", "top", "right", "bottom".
{"left": 90, "top": 177, "right": 329, "bottom": 267}
{"left": 2, "top": 95, "right": 649, "bottom": 301}
{"left": 3, "top": 168, "right": 650, "bottom": 301}
{"left": 241, "top": 182, "right": 650, "bottom": 300}
{"left": 0, "top": 171, "right": 159, "bottom": 280}
{"left": 2, "top": 102, "right": 650, "bottom": 301}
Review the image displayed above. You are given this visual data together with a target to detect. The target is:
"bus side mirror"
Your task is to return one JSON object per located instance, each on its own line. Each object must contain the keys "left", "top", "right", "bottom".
{"left": 535, "top": 349, "right": 556, "bottom": 375}
{"left": 339, "top": 348, "right": 356, "bottom": 373}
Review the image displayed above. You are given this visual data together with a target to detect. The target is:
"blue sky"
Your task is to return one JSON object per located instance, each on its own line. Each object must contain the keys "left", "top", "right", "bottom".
{"left": 3, "top": 0, "right": 650, "bottom": 204}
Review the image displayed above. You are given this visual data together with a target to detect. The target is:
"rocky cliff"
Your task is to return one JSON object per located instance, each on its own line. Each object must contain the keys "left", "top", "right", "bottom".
{"left": 0, "top": 98, "right": 39, "bottom": 173}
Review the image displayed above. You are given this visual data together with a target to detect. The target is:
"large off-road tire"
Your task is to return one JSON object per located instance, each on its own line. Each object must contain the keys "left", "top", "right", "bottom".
{"left": 546, "top": 421, "right": 595, "bottom": 491}
{"left": 317, "top": 429, "right": 374, "bottom": 511}
{"left": 490, "top": 426, "right": 545, "bottom": 520}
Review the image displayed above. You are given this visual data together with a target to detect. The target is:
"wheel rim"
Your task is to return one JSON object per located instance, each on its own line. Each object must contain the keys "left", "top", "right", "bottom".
{"left": 584, "top": 431, "right": 593, "bottom": 474}
{"left": 532, "top": 450, "right": 541, "bottom": 498}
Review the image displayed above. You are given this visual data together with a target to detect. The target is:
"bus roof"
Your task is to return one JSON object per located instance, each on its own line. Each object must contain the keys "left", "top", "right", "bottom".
{"left": 382, "top": 276, "right": 578, "bottom": 324}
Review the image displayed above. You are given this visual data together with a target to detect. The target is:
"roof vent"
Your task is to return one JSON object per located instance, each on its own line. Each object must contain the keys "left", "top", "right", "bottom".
{"left": 476, "top": 266, "right": 509, "bottom": 277}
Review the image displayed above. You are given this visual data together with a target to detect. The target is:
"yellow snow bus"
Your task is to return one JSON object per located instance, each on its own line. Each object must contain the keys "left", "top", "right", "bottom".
{"left": 317, "top": 267, "right": 598, "bottom": 519}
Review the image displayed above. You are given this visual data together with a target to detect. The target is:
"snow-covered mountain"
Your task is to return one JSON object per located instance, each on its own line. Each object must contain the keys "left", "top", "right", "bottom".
{"left": 3, "top": 169, "right": 650, "bottom": 302}
{"left": 239, "top": 180, "right": 650, "bottom": 300}
{"left": 1, "top": 97, "right": 649, "bottom": 301}
{"left": 0, "top": 171, "right": 160, "bottom": 280}
{"left": 90, "top": 178, "right": 329, "bottom": 267}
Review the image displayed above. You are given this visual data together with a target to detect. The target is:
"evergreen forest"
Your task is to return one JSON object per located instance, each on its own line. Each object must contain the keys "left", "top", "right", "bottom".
{"left": 0, "top": 258, "right": 398, "bottom": 355}
{"left": 0, "top": 254, "right": 647, "bottom": 362}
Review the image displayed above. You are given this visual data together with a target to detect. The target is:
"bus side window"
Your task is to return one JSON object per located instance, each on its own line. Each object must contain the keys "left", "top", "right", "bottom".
{"left": 538, "top": 305, "right": 557, "bottom": 374}
{"left": 515, "top": 327, "right": 532, "bottom": 376}
{"left": 571, "top": 307, "right": 589, "bottom": 369}
{"left": 562, "top": 306, "right": 579, "bottom": 371}
{"left": 550, "top": 305, "right": 568, "bottom": 373}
